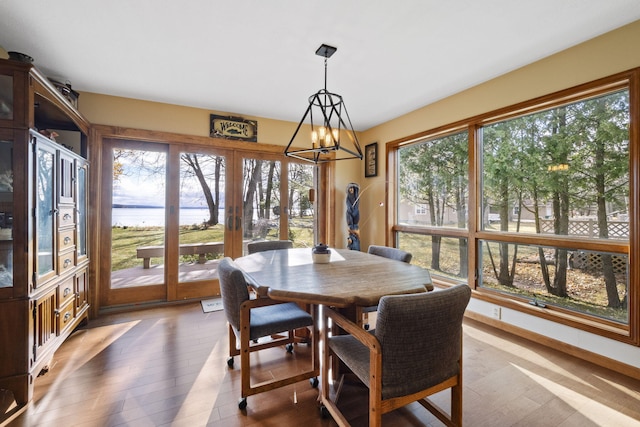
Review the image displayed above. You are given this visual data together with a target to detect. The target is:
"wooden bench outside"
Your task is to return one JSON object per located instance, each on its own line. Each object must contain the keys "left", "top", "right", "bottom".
{"left": 136, "top": 242, "right": 225, "bottom": 268}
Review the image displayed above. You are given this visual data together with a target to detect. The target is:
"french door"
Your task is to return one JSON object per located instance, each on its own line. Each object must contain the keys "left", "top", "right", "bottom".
{"left": 99, "top": 138, "right": 316, "bottom": 308}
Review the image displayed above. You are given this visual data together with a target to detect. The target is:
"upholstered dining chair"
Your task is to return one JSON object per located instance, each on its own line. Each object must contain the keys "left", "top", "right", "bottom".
{"left": 363, "top": 245, "right": 424, "bottom": 329}
{"left": 218, "top": 257, "right": 319, "bottom": 410}
{"left": 321, "top": 284, "right": 472, "bottom": 427}
{"left": 367, "top": 244, "right": 413, "bottom": 263}
{"left": 247, "top": 239, "right": 293, "bottom": 254}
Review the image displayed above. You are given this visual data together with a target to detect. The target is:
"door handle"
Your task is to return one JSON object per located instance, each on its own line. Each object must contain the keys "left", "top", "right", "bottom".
{"left": 227, "top": 207, "right": 234, "bottom": 231}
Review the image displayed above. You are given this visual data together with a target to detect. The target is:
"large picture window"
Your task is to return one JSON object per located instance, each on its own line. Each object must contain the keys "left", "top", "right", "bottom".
{"left": 480, "top": 89, "right": 629, "bottom": 324}
{"left": 391, "top": 71, "right": 636, "bottom": 343}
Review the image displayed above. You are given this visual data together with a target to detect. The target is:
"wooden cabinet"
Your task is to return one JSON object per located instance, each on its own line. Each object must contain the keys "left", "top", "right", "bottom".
{"left": 0, "top": 58, "right": 90, "bottom": 408}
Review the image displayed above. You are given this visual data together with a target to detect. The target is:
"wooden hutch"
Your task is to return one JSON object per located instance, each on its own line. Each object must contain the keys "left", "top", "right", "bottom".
{"left": 0, "top": 58, "right": 90, "bottom": 407}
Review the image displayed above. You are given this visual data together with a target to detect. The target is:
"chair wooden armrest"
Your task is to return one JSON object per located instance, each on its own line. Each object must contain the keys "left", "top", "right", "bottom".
{"left": 321, "top": 285, "right": 471, "bottom": 426}
{"left": 324, "top": 306, "right": 380, "bottom": 351}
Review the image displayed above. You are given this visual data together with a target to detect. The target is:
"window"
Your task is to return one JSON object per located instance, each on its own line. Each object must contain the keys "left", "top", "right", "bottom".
{"left": 391, "top": 71, "right": 637, "bottom": 343}
{"left": 480, "top": 89, "right": 629, "bottom": 325}
{"left": 415, "top": 204, "right": 427, "bottom": 215}
{"left": 397, "top": 130, "right": 468, "bottom": 229}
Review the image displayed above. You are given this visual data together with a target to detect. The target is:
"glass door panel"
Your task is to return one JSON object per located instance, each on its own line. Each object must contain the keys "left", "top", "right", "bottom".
{"left": 177, "top": 152, "right": 226, "bottom": 285}
{"left": 287, "top": 162, "right": 316, "bottom": 248}
{"left": 241, "top": 158, "right": 282, "bottom": 254}
{"left": 35, "top": 137, "right": 56, "bottom": 284}
{"left": 76, "top": 162, "right": 88, "bottom": 262}
{"left": 0, "top": 74, "right": 13, "bottom": 121}
{"left": 0, "top": 139, "right": 13, "bottom": 288}
{"left": 110, "top": 147, "right": 167, "bottom": 291}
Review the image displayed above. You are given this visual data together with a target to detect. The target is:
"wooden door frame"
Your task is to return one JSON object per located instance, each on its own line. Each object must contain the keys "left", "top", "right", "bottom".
{"left": 89, "top": 125, "right": 331, "bottom": 315}
{"left": 98, "top": 137, "right": 168, "bottom": 307}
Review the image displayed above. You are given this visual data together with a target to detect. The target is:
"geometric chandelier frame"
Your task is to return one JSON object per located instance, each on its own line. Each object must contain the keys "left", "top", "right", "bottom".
{"left": 284, "top": 44, "right": 363, "bottom": 164}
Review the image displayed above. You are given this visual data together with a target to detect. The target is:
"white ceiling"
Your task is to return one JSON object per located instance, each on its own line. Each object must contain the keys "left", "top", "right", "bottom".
{"left": 1, "top": 1, "right": 640, "bottom": 131}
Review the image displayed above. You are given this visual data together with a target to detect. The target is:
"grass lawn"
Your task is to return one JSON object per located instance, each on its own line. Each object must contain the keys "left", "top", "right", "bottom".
{"left": 111, "top": 219, "right": 315, "bottom": 271}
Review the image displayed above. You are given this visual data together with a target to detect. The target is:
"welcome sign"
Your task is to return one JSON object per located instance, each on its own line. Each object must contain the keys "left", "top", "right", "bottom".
{"left": 210, "top": 115, "right": 257, "bottom": 142}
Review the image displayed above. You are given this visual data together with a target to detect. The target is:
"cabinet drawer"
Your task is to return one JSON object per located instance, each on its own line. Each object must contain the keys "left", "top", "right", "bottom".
{"left": 58, "top": 228, "right": 76, "bottom": 251}
{"left": 57, "top": 250, "right": 76, "bottom": 274}
{"left": 57, "top": 277, "right": 75, "bottom": 307}
{"left": 57, "top": 299, "right": 75, "bottom": 335}
{"left": 58, "top": 206, "right": 75, "bottom": 227}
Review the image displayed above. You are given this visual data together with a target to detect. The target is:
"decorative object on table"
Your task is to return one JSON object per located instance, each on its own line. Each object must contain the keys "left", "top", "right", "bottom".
{"left": 312, "top": 243, "right": 331, "bottom": 263}
{"left": 284, "top": 44, "right": 362, "bottom": 164}
{"left": 346, "top": 182, "right": 360, "bottom": 250}
{"left": 365, "top": 142, "right": 378, "bottom": 177}
{"left": 210, "top": 114, "right": 257, "bottom": 142}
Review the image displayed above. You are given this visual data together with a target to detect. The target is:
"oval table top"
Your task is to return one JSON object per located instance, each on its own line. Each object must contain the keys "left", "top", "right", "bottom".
{"left": 234, "top": 247, "right": 433, "bottom": 308}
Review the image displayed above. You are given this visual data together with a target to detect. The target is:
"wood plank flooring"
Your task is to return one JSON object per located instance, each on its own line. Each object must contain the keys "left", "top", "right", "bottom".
{"left": 3, "top": 301, "right": 640, "bottom": 426}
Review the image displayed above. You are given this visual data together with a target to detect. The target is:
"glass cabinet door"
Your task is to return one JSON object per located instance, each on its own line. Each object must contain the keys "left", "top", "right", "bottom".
{"left": 0, "top": 138, "right": 13, "bottom": 288}
{"left": 35, "top": 136, "right": 57, "bottom": 282}
{"left": 77, "top": 161, "right": 88, "bottom": 262}
{"left": 0, "top": 74, "right": 13, "bottom": 122}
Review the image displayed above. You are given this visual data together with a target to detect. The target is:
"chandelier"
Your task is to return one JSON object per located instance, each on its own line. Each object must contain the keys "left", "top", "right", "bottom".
{"left": 284, "top": 44, "right": 363, "bottom": 164}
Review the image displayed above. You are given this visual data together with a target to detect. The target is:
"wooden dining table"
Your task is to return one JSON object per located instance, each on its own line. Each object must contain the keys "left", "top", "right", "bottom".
{"left": 234, "top": 247, "right": 433, "bottom": 382}
{"left": 234, "top": 247, "right": 433, "bottom": 323}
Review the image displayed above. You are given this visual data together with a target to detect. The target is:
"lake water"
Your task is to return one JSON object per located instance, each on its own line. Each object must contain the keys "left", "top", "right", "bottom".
{"left": 112, "top": 207, "right": 225, "bottom": 227}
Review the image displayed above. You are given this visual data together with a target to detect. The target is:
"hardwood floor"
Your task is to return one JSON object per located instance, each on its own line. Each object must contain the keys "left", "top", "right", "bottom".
{"left": 3, "top": 301, "right": 640, "bottom": 426}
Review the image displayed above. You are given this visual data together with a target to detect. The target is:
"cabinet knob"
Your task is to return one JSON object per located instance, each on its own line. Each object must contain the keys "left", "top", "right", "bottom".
{"left": 63, "top": 259, "right": 72, "bottom": 268}
{"left": 64, "top": 236, "right": 72, "bottom": 245}
{"left": 64, "top": 312, "right": 71, "bottom": 322}
{"left": 63, "top": 213, "right": 72, "bottom": 221}
{"left": 63, "top": 287, "right": 72, "bottom": 297}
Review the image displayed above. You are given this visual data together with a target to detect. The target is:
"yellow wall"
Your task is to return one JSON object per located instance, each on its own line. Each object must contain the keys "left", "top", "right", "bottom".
{"left": 79, "top": 92, "right": 301, "bottom": 145}
{"left": 79, "top": 19, "right": 640, "bottom": 251}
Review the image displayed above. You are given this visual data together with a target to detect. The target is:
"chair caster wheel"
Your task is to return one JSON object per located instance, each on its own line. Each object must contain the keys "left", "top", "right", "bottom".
{"left": 286, "top": 343, "right": 294, "bottom": 353}
{"left": 253, "top": 339, "right": 258, "bottom": 344}
{"left": 238, "top": 397, "right": 247, "bottom": 410}
{"left": 227, "top": 357, "right": 234, "bottom": 368}
{"left": 310, "top": 377, "right": 319, "bottom": 388}
{"left": 320, "top": 404, "right": 330, "bottom": 418}
{"left": 364, "top": 323, "right": 370, "bottom": 330}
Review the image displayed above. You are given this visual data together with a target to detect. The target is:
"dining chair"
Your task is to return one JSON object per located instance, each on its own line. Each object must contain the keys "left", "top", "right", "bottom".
{"left": 218, "top": 257, "right": 319, "bottom": 410}
{"left": 247, "top": 239, "right": 314, "bottom": 343}
{"left": 367, "top": 244, "right": 413, "bottom": 263}
{"left": 321, "top": 284, "right": 472, "bottom": 426}
{"left": 247, "top": 239, "right": 293, "bottom": 254}
{"left": 362, "top": 245, "right": 419, "bottom": 329}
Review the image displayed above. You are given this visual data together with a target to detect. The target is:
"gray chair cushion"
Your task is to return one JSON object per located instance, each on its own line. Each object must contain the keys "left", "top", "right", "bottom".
{"left": 218, "top": 257, "right": 313, "bottom": 340}
{"left": 249, "top": 302, "right": 313, "bottom": 340}
{"left": 328, "top": 284, "right": 471, "bottom": 400}
{"left": 328, "top": 333, "right": 374, "bottom": 388}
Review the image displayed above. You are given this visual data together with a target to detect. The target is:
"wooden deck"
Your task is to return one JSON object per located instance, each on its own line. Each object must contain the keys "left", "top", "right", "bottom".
{"left": 110, "top": 260, "right": 221, "bottom": 289}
